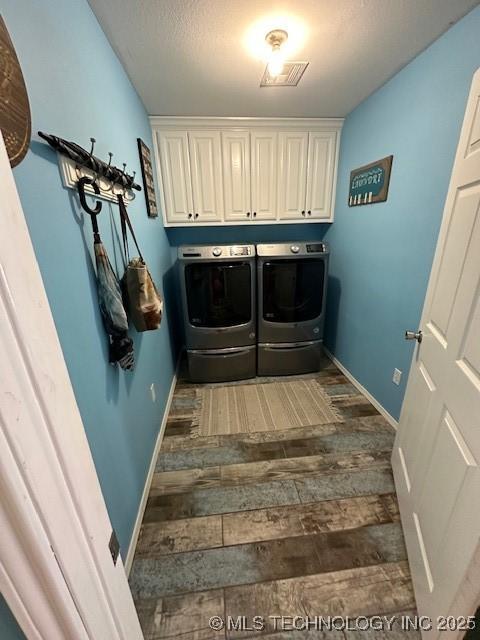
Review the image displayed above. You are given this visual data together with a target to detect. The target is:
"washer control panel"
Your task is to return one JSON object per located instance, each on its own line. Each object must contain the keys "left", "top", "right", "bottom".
{"left": 179, "top": 245, "right": 255, "bottom": 260}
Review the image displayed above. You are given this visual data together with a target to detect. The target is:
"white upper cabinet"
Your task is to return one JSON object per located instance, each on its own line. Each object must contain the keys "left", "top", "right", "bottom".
{"left": 306, "top": 132, "right": 337, "bottom": 219}
{"left": 156, "top": 130, "right": 193, "bottom": 223}
{"left": 251, "top": 131, "right": 277, "bottom": 220}
{"left": 151, "top": 118, "right": 342, "bottom": 226}
{"left": 277, "top": 132, "right": 309, "bottom": 220}
{"left": 188, "top": 131, "right": 224, "bottom": 222}
{"left": 222, "top": 131, "right": 251, "bottom": 222}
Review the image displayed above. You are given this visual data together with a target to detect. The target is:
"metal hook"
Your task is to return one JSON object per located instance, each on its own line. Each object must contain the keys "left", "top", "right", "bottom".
{"left": 100, "top": 151, "right": 114, "bottom": 192}
{"left": 88, "top": 137, "right": 96, "bottom": 159}
{"left": 88, "top": 138, "right": 101, "bottom": 185}
{"left": 102, "top": 151, "right": 114, "bottom": 191}
{"left": 114, "top": 163, "right": 128, "bottom": 196}
{"left": 75, "top": 137, "right": 98, "bottom": 183}
{"left": 125, "top": 170, "right": 136, "bottom": 202}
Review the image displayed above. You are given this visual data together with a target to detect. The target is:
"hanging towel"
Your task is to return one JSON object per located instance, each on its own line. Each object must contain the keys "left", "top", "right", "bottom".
{"left": 94, "top": 241, "right": 134, "bottom": 371}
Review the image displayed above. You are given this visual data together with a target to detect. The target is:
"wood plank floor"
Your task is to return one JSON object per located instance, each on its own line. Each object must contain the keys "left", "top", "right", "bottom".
{"left": 130, "top": 360, "right": 420, "bottom": 639}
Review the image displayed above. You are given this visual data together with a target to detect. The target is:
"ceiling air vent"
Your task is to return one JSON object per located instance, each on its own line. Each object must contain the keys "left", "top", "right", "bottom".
{"left": 260, "top": 62, "right": 309, "bottom": 87}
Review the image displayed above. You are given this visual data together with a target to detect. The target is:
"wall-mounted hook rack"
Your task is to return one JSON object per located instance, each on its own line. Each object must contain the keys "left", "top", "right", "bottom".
{"left": 38, "top": 131, "right": 142, "bottom": 205}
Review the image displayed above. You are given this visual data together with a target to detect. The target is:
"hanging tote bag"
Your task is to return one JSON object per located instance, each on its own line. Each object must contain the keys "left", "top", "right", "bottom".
{"left": 117, "top": 194, "right": 163, "bottom": 332}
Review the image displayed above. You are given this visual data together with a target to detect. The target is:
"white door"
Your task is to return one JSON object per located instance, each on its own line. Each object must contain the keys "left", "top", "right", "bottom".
{"left": 392, "top": 68, "right": 480, "bottom": 637}
{"left": 156, "top": 130, "right": 194, "bottom": 223}
{"left": 188, "top": 130, "right": 224, "bottom": 222}
{"left": 222, "top": 131, "right": 251, "bottom": 222}
{"left": 0, "top": 135, "right": 143, "bottom": 638}
{"left": 277, "top": 131, "right": 309, "bottom": 220}
{"left": 251, "top": 131, "right": 277, "bottom": 220}
{"left": 305, "top": 131, "right": 336, "bottom": 220}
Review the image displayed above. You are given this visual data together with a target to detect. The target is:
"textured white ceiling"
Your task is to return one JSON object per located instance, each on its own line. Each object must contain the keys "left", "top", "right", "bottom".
{"left": 88, "top": 0, "right": 478, "bottom": 117}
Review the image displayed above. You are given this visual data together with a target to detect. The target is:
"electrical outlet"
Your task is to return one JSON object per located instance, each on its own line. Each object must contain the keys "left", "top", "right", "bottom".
{"left": 150, "top": 383, "right": 156, "bottom": 403}
{"left": 392, "top": 368, "right": 402, "bottom": 386}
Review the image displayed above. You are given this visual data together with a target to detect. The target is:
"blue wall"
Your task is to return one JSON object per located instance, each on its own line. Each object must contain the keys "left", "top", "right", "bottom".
{"left": 166, "top": 223, "right": 328, "bottom": 246}
{"left": 0, "top": 598, "right": 24, "bottom": 640}
{"left": 324, "top": 5, "right": 480, "bottom": 421}
{"left": 2, "top": 0, "right": 177, "bottom": 570}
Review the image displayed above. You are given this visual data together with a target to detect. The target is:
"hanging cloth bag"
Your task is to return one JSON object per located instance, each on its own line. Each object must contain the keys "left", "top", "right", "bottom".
{"left": 117, "top": 194, "right": 163, "bottom": 332}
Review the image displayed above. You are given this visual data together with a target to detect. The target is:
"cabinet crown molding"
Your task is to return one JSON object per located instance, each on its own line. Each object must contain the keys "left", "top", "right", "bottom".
{"left": 150, "top": 116, "right": 344, "bottom": 130}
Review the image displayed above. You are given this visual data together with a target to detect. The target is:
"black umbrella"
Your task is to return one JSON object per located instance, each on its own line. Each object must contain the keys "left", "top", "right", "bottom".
{"left": 78, "top": 176, "right": 134, "bottom": 371}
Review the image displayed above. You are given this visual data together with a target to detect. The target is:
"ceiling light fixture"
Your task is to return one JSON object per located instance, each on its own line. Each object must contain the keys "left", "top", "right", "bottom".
{"left": 265, "top": 29, "right": 288, "bottom": 77}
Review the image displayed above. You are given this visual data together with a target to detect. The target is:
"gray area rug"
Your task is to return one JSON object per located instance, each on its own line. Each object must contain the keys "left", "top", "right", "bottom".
{"left": 194, "top": 379, "right": 344, "bottom": 436}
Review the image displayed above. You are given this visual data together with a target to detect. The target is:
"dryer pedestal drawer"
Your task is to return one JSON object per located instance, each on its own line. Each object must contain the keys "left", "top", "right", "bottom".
{"left": 187, "top": 346, "right": 256, "bottom": 383}
{"left": 257, "top": 340, "right": 323, "bottom": 376}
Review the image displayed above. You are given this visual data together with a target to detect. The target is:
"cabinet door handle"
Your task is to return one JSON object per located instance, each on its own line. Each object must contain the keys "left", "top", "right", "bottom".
{"left": 188, "top": 213, "right": 193, "bottom": 219}
{"left": 308, "top": 210, "right": 312, "bottom": 216}
{"left": 194, "top": 213, "right": 199, "bottom": 219}
{"left": 253, "top": 212, "right": 257, "bottom": 218}
{"left": 246, "top": 212, "right": 251, "bottom": 217}
{"left": 301, "top": 210, "right": 306, "bottom": 216}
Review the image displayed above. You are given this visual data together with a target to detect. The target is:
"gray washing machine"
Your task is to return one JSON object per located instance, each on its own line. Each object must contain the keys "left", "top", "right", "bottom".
{"left": 178, "top": 244, "right": 256, "bottom": 382}
{"left": 257, "top": 242, "right": 329, "bottom": 376}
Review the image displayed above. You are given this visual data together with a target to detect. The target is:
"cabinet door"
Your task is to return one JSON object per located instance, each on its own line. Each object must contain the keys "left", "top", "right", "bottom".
{"left": 305, "top": 131, "right": 337, "bottom": 220}
{"left": 188, "top": 131, "right": 224, "bottom": 222}
{"left": 251, "top": 131, "right": 277, "bottom": 220}
{"left": 157, "top": 130, "right": 193, "bottom": 224}
{"left": 277, "top": 132, "right": 308, "bottom": 220}
{"left": 222, "top": 131, "right": 251, "bottom": 221}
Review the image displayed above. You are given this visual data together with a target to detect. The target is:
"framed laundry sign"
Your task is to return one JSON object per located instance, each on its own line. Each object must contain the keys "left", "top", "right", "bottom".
{"left": 137, "top": 138, "right": 158, "bottom": 217}
{"left": 348, "top": 155, "right": 393, "bottom": 206}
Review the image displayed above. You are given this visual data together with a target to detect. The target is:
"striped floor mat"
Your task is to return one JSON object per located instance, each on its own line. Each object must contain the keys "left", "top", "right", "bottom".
{"left": 195, "top": 379, "right": 344, "bottom": 436}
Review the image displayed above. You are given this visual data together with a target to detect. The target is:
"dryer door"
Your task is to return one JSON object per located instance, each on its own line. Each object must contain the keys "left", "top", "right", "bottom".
{"left": 259, "top": 258, "right": 327, "bottom": 343}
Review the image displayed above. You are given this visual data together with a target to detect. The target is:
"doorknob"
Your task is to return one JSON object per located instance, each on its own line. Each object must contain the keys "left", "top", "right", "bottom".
{"left": 405, "top": 330, "right": 423, "bottom": 343}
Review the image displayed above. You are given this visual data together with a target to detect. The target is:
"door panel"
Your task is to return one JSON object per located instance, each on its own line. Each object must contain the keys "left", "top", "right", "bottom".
{"left": 392, "top": 69, "right": 480, "bottom": 637}
{"left": 277, "top": 132, "right": 308, "bottom": 220}
{"left": 251, "top": 131, "right": 277, "bottom": 220}
{"left": 188, "top": 131, "right": 224, "bottom": 222}
{"left": 222, "top": 131, "right": 251, "bottom": 221}
{"left": 305, "top": 132, "right": 336, "bottom": 219}
{"left": 157, "top": 130, "right": 193, "bottom": 223}
{"left": 428, "top": 187, "right": 480, "bottom": 339}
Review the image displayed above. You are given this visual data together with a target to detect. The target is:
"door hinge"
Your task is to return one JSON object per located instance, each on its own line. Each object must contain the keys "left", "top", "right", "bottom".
{"left": 109, "top": 529, "right": 120, "bottom": 565}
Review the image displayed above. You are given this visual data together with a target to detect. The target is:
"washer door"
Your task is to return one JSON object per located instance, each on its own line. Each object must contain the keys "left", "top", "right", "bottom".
{"left": 182, "top": 260, "right": 256, "bottom": 349}
{"left": 186, "top": 261, "right": 252, "bottom": 328}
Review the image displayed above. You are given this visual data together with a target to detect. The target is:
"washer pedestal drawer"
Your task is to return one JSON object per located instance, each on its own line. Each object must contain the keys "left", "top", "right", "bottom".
{"left": 187, "top": 346, "right": 256, "bottom": 383}
{"left": 257, "top": 341, "right": 323, "bottom": 376}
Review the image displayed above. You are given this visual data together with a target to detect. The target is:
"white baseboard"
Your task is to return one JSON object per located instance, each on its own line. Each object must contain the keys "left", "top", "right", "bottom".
{"left": 323, "top": 347, "right": 398, "bottom": 431}
{"left": 124, "top": 355, "right": 181, "bottom": 575}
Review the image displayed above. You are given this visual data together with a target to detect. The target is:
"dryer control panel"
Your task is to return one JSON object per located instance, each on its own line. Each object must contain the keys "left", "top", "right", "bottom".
{"left": 257, "top": 242, "right": 329, "bottom": 257}
{"left": 306, "top": 243, "right": 327, "bottom": 253}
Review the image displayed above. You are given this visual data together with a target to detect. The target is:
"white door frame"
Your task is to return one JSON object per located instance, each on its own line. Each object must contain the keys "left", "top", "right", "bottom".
{"left": 0, "top": 134, "right": 143, "bottom": 639}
